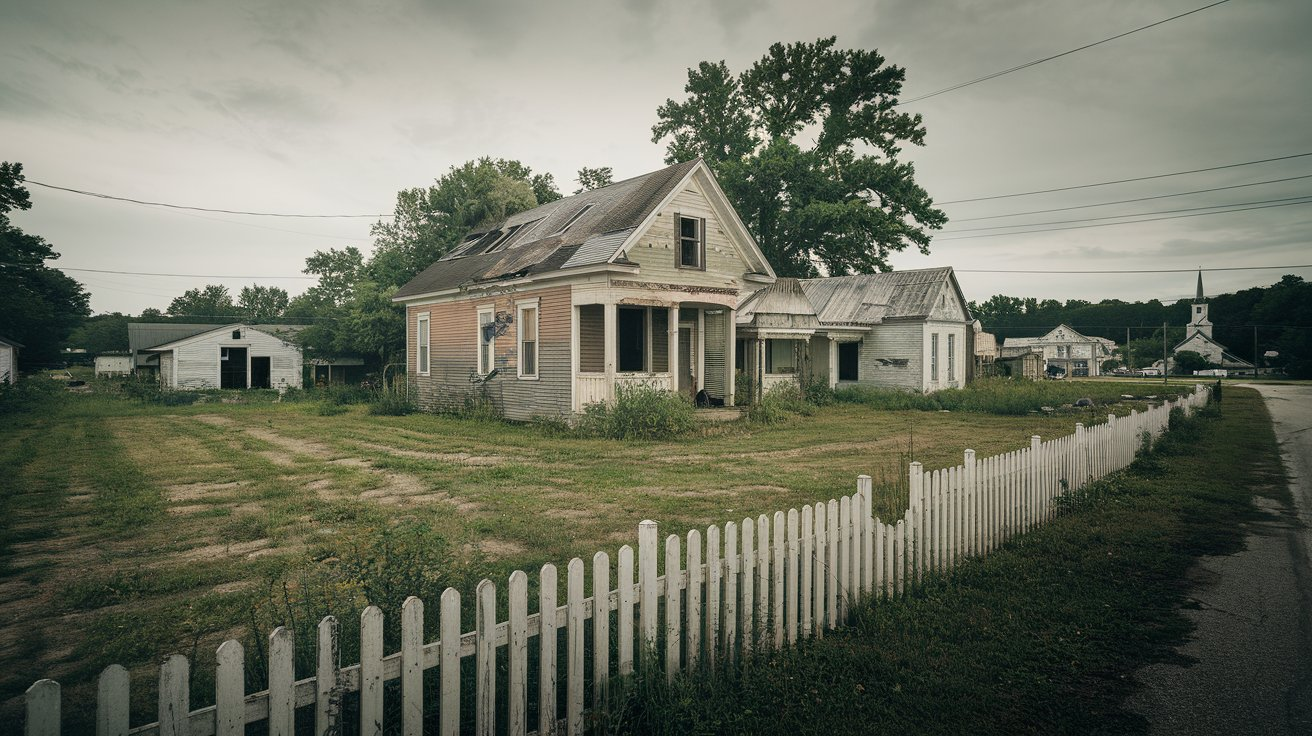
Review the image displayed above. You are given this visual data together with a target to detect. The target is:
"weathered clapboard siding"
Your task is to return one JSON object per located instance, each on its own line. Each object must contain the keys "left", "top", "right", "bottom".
{"left": 408, "top": 285, "right": 573, "bottom": 421}
{"left": 0, "top": 343, "right": 15, "bottom": 384}
{"left": 24, "top": 385, "right": 1213, "bottom": 736}
{"left": 624, "top": 183, "right": 754, "bottom": 289}
{"left": 855, "top": 321, "right": 924, "bottom": 392}
{"left": 922, "top": 321, "right": 969, "bottom": 392}
{"left": 158, "top": 353, "right": 175, "bottom": 387}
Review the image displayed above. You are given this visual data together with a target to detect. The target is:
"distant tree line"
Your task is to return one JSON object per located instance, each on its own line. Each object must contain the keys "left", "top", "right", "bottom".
{"left": 970, "top": 275, "right": 1312, "bottom": 378}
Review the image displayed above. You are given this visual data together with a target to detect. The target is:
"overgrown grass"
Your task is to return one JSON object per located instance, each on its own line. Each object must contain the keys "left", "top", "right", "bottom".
{"left": 835, "top": 377, "right": 1186, "bottom": 415}
{"left": 610, "top": 389, "right": 1282, "bottom": 734}
{"left": 576, "top": 384, "right": 696, "bottom": 439}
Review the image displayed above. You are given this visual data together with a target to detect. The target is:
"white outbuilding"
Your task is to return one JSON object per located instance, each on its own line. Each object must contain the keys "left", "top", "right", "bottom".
{"left": 94, "top": 353, "right": 134, "bottom": 377}
{"left": 141, "top": 324, "right": 303, "bottom": 390}
{"left": 0, "top": 336, "right": 21, "bottom": 384}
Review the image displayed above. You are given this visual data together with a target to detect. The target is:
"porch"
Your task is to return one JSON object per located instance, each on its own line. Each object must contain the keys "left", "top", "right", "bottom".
{"left": 572, "top": 300, "right": 737, "bottom": 412}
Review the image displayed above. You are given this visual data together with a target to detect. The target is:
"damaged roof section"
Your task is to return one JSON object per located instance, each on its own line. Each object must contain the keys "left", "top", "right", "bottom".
{"left": 737, "top": 267, "right": 969, "bottom": 332}
{"left": 393, "top": 159, "right": 701, "bottom": 298}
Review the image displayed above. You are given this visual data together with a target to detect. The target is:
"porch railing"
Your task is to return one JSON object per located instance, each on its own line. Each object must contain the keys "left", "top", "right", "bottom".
{"left": 575, "top": 372, "right": 674, "bottom": 410}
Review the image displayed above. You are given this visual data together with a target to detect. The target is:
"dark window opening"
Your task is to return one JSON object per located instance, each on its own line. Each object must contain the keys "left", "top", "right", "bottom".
{"left": 250, "top": 356, "right": 271, "bottom": 389}
{"left": 679, "top": 216, "right": 701, "bottom": 268}
{"left": 489, "top": 224, "right": 522, "bottom": 252}
{"left": 232, "top": 330, "right": 241, "bottom": 340}
{"left": 617, "top": 308, "right": 646, "bottom": 372}
{"left": 553, "top": 203, "right": 594, "bottom": 235}
{"left": 735, "top": 338, "right": 746, "bottom": 371}
{"left": 838, "top": 342, "right": 859, "bottom": 381}
{"left": 220, "top": 347, "right": 248, "bottom": 389}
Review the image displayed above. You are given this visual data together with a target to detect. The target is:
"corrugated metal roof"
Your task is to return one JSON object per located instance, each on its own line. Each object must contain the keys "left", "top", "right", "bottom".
{"left": 736, "top": 278, "right": 819, "bottom": 326}
{"left": 799, "top": 267, "right": 955, "bottom": 324}
{"left": 394, "top": 160, "right": 700, "bottom": 298}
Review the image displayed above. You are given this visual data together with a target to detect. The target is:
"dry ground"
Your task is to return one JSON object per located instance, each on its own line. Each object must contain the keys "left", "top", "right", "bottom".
{"left": 0, "top": 387, "right": 1177, "bottom": 725}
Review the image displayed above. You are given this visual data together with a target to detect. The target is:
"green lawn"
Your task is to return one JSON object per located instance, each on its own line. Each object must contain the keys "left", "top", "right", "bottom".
{"left": 0, "top": 380, "right": 1192, "bottom": 728}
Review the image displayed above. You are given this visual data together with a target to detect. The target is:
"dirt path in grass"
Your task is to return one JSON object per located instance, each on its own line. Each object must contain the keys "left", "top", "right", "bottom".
{"left": 1130, "top": 384, "right": 1312, "bottom": 734}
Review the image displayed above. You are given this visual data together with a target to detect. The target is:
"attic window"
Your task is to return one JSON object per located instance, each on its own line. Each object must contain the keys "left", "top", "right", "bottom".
{"left": 676, "top": 214, "right": 705, "bottom": 270}
{"left": 488, "top": 224, "right": 522, "bottom": 252}
{"left": 552, "top": 203, "right": 594, "bottom": 235}
{"left": 232, "top": 330, "right": 241, "bottom": 340}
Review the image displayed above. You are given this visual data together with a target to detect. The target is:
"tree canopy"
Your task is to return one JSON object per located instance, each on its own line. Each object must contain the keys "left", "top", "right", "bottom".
{"left": 651, "top": 38, "right": 946, "bottom": 277}
{"left": 0, "top": 162, "right": 90, "bottom": 364}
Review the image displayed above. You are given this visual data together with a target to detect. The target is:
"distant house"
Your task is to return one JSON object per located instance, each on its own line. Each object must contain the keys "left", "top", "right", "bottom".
{"left": 0, "top": 336, "right": 22, "bottom": 384}
{"left": 392, "top": 159, "right": 778, "bottom": 419}
{"left": 998, "top": 350, "right": 1044, "bottom": 380}
{"left": 734, "top": 268, "right": 975, "bottom": 396}
{"left": 131, "top": 323, "right": 304, "bottom": 390}
{"left": 1001, "top": 324, "right": 1116, "bottom": 377}
{"left": 1171, "top": 271, "right": 1253, "bottom": 373}
{"left": 94, "top": 353, "right": 133, "bottom": 377}
{"left": 971, "top": 320, "right": 998, "bottom": 377}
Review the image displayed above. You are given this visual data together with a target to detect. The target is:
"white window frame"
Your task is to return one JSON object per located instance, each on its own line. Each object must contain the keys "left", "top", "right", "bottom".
{"left": 516, "top": 299, "right": 540, "bottom": 380}
{"left": 930, "top": 333, "right": 939, "bottom": 381}
{"left": 477, "top": 305, "right": 495, "bottom": 376}
{"left": 416, "top": 312, "right": 430, "bottom": 376}
{"left": 947, "top": 333, "right": 956, "bottom": 382}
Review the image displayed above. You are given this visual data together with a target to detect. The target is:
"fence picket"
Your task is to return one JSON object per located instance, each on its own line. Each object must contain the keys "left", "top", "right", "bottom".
{"left": 838, "top": 496, "right": 851, "bottom": 620}
{"left": 401, "top": 597, "right": 422, "bottom": 736}
{"left": 159, "top": 654, "right": 188, "bottom": 736}
{"left": 724, "top": 522, "right": 739, "bottom": 660}
{"left": 860, "top": 476, "right": 874, "bottom": 595}
{"left": 317, "top": 617, "right": 341, "bottom": 736}
{"left": 268, "top": 627, "right": 294, "bottom": 736}
{"left": 567, "top": 559, "right": 584, "bottom": 736}
{"left": 360, "top": 607, "right": 383, "bottom": 736}
{"left": 638, "top": 521, "right": 658, "bottom": 657}
{"left": 618, "top": 545, "right": 635, "bottom": 677}
{"left": 96, "top": 665, "right": 128, "bottom": 736}
{"left": 827, "top": 499, "right": 839, "bottom": 627}
{"left": 591, "top": 552, "right": 610, "bottom": 719}
{"left": 686, "top": 530, "right": 702, "bottom": 670}
{"left": 772, "top": 512, "right": 785, "bottom": 649}
{"left": 26, "top": 679, "right": 59, "bottom": 736}
{"left": 812, "top": 503, "right": 825, "bottom": 637}
{"left": 800, "top": 506, "right": 813, "bottom": 635}
{"left": 664, "top": 535, "right": 682, "bottom": 680}
{"left": 786, "top": 508, "right": 800, "bottom": 645}
{"left": 509, "top": 571, "right": 529, "bottom": 736}
{"left": 538, "top": 565, "right": 558, "bottom": 736}
{"left": 216, "top": 640, "right": 244, "bottom": 736}
{"left": 741, "top": 518, "right": 755, "bottom": 652}
{"left": 707, "top": 525, "right": 721, "bottom": 666}
{"left": 757, "top": 515, "right": 770, "bottom": 647}
{"left": 440, "top": 589, "right": 461, "bottom": 736}
{"left": 476, "top": 580, "right": 496, "bottom": 736}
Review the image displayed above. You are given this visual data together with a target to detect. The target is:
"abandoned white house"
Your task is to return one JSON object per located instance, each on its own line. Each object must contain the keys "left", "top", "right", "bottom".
{"left": 734, "top": 268, "right": 974, "bottom": 395}
{"left": 1170, "top": 271, "right": 1253, "bottom": 372}
{"left": 1000, "top": 324, "right": 1116, "bottom": 377}
{"left": 0, "top": 336, "right": 21, "bottom": 384}
{"left": 394, "top": 159, "right": 978, "bottom": 419}
{"left": 129, "top": 323, "right": 304, "bottom": 390}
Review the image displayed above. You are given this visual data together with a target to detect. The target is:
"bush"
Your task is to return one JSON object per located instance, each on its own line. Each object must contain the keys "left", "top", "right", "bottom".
{"left": 0, "top": 375, "right": 65, "bottom": 414}
{"left": 368, "top": 386, "right": 418, "bottom": 416}
{"left": 576, "top": 384, "right": 695, "bottom": 439}
{"left": 832, "top": 378, "right": 1185, "bottom": 416}
{"left": 747, "top": 382, "right": 816, "bottom": 424}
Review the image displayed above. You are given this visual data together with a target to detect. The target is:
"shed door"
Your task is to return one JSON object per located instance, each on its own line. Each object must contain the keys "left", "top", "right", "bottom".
{"left": 250, "top": 356, "right": 271, "bottom": 389}
{"left": 221, "top": 347, "right": 248, "bottom": 389}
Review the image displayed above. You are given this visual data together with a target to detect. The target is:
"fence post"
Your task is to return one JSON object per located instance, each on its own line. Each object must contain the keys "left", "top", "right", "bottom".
{"left": 908, "top": 462, "right": 923, "bottom": 583}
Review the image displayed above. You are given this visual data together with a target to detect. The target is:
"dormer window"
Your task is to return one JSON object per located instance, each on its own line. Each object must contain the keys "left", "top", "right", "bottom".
{"left": 488, "top": 224, "right": 522, "bottom": 252}
{"left": 676, "top": 213, "right": 705, "bottom": 270}
{"left": 552, "top": 203, "right": 594, "bottom": 236}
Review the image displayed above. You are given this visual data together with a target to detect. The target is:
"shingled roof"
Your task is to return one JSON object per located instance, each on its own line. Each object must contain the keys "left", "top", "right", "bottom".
{"left": 393, "top": 159, "right": 701, "bottom": 299}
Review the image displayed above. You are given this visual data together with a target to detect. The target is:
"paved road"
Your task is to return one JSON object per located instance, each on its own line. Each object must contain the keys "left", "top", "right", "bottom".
{"left": 1129, "top": 384, "right": 1312, "bottom": 734}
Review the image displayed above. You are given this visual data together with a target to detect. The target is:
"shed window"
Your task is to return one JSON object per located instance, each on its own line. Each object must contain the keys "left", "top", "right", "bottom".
{"left": 676, "top": 214, "right": 705, "bottom": 269}
{"left": 765, "top": 339, "right": 797, "bottom": 374}
{"left": 838, "top": 342, "right": 859, "bottom": 381}
{"left": 417, "top": 313, "right": 430, "bottom": 375}
{"left": 518, "top": 304, "right": 538, "bottom": 378}
{"left": 477, "top": 308, "right": 495, "bottom": 375}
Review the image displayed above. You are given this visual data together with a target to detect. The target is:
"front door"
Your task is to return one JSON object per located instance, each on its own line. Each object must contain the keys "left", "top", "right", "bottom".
{"left": 677, "top": 326, "right": 695, "bottom": 399}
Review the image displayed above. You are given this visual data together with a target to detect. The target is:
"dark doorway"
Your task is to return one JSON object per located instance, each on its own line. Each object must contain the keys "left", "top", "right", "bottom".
{"left": 220, "top": 347, "right": 248, "bottom": 389}
{"left": 250, "top": 356, "right": 271, "bottom": 389}
{"left": 838, "top": 342, "right": 859, "bottom": 381}
{"left": 617, "top": 307, "right": 646, "bottom": 372}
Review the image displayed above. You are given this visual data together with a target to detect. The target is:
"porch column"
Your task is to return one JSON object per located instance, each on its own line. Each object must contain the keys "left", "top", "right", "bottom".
{"left": 725, "top": 307, "right": 736, "bottom": 407}
{"left": 668, "top": 304, "right": 680, "bottom": 379}
{"left": 696, "top": 309, "right": 706, "bottom": 391}
{"left": 828, "top": 340, "right": 838, "bottom": 389}
{"left": 604, "top": 302, "right": 617, "bottom": 402}
{"left": 756, "top": 338, "right": 766, "bottom": 403}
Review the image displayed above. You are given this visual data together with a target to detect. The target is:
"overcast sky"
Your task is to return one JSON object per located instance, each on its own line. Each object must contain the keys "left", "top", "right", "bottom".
{"left": 3, "top": 0, "right": 1310, "bottom": 316}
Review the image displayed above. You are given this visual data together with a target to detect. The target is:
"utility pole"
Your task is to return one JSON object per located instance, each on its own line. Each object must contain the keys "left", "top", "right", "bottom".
{"left": 1253, "top": 325, "right": 1259, "bottom": 377}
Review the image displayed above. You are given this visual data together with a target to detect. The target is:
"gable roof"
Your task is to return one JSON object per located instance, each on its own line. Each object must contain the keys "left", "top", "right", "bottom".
{"left": 736, "top": 277, "right": 820, "bottom": 330}
{"left": 0, "top": 335, "right": 23, "bottom": 349}
{"left": 1172, "top": 331, "right": 1254, "bottom": 367}
{"left": 798, "top": 267, "right": 966, "bottom": 325}
{"left": 392, "top": 159, "right": 775, "bottom": 301}
{"left": 134, "top": 323, "right": 305, "bottom": 353}
{"left": 1002, "top": 323, "right": 1114, "bottom": 348}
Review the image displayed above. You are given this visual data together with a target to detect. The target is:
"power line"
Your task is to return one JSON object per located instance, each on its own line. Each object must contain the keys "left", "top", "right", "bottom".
{"left": 954, "top": 264, "right": 1312, "bottom": 275}
{"left": 0, "top": 263, "right": 317, "bottom": 279}
{"left": 938, "top": 152, "right": 1312, "bottom": 205}
{"left": 948, "top": 174, "right": 1312, "bottom": 223}
{"left": 939, "top": 194, "right": 1312, "bottom": 234}
{"left": 933, "top": 197, "right": 1312, "bottom": 240}
{"left": 26, "top": 179, "right": 393, "bottom": 219}
{"left": 898, "top": 0, "right": 1232, "bottom": 105}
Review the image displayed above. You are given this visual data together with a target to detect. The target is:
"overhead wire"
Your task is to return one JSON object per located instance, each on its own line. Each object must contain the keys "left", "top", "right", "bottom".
{"left": 938, "top": 194, "right": 1312, "bottom": 234}
{"left": 25, "top": 179, "right": 393, "bottom": 219}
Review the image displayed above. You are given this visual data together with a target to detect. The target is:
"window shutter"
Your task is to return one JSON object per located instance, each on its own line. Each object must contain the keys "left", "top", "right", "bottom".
{"left": 699, "top": 217, "right": 707, "bottom": 271}
{"left": 673, "top": 211, "right": 681, "bottom": 268}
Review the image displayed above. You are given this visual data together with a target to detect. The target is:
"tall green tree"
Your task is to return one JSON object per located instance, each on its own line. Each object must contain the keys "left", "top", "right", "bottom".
{"left": 652, "top": 38, "right": 946, "bottom": 276}
{"left": 65, "top": 313, "right": 132, "bottom": 354}
{"left": 166, "top": 284, "right": 240, "bottom": 320}
{"left": 0, "top": 162, "right": 91, "bottom": 364}
{"left": 238, "top": 284, "right": 290, "bottom": 322}
{"left": 574, "top": 166, "right": 614, "bottom": 194}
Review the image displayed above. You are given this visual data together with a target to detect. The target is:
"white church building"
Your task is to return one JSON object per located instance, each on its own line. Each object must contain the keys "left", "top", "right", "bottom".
{"left": 1171, "top": 271, "right": 1253, "bottom": 373}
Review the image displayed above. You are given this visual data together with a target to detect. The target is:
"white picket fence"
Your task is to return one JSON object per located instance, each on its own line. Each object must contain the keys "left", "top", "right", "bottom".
{"left": 24, "top": 385, "right": 1210, "bottom": 736}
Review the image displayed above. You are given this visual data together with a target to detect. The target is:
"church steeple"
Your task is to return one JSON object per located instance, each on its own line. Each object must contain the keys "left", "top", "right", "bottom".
{"left": 1195, "top": 270, "right": 1205, "bottom": 304}
{"left": 1188, "top": 270, "right": 1212, "bottom": 339}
